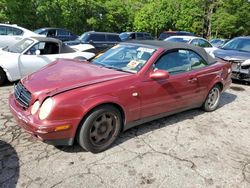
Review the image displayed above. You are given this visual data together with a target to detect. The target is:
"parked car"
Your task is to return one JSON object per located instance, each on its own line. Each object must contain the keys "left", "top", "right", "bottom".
{"left": 164, "top": 36, "right": 217, "bottom": 53}
{"left": 0, "top": 23, "right": 40, "bottom": 48}
{"left": 119, "top": 32, "right": 154, "bottom": 41}
{"left": 34, "top": 28, "right": 78, "bottom": 42}
{"left": 9, "top": 40, "right": 231, "bottom": 153}
{"left": 209, "top": 38, "right": 229, "bottom": 47}
{"left": 65, "top": 31, "right": 121, "bottom": 52}
{"left": 210, "top": 36, "right": 250, "bottom": 82}
{"left": 0, "top": 37, "right": 95, "bottom": 85}
{"left": 158, "top": 31, "right": 195, "bottom": 40}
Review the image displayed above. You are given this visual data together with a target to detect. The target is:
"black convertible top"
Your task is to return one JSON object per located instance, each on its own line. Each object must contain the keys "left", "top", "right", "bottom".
{"left": 124, "top": 40, "right": 216, "bottom": 64}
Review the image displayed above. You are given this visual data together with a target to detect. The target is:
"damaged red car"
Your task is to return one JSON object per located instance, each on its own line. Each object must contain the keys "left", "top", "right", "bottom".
{"left": 9, "top": 41, "right": 232, "bottom": 153}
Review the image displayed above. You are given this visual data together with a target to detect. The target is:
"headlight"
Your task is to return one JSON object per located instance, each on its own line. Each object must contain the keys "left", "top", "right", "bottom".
{"left": 39, "top": 97, "right": 53, "bottom": 120}
{"left": 31, "top": 100, "right": 40, "bottom": 115}
{"left": 242, "top": 59, "right": 250, "bottom": 66}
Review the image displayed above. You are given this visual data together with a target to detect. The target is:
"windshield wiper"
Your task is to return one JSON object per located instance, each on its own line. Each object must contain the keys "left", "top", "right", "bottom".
{"left": 103, "top": 65, "right": 134, "bottom": 73}
{"left": 94, "top": 62, "right": 133, "bottom": 73}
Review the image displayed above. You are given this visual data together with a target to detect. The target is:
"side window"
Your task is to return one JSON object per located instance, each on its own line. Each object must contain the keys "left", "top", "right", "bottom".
{"left": 43, "top": 42, "right": 59, "bottom": 54}
{"left": 88, "top": 34, "right": 105, "bottom": 41}
{"left": 198, "top": 39, "right": 212, "bottom": 47}
{"left": 136, "top": 33, "right": 144, "bottom": 40}
{"left": 47, "top": 30, "right": 56, "bottom": 37}
{"left": 0, "top": 26, "right": 7, "bottom": 35}
{"left": 144, "top": 33, "right": 152, "bottom": 40}
{"left": 6, "top": 27, "right": 23, "bottom": 35}
{"left": 191, "top": 39, "right": 199, "bottom": 46}
{"left": 26, "top": 42, "right": 59, "bottom": 55}
{"left": 106, "top": 35, "right": 120, "bottom": 41}
{"left": 130, "top": 33, "right": 136, "bottom": 39}
{"left": 154, "top": 50, "right": 191, "bottom": 75}
{"left": 189, "top": 51, "right": 208, "bottom": 70}
{"left": 25, "top": 43, "right": 39, "bottom": 55}
{"left": 57, "top": 29, "right": 69, "bottom": 36}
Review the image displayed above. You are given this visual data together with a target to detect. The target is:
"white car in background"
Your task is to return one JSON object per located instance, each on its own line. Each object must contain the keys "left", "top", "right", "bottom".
{"left": 0, "top": 23, "right": 40, "bottom": 48}
{"left": 0, "top": 37, "right": 95, "bottom": 85}
{"left": 164, "top": 36, "right": 217, "bottom": 53}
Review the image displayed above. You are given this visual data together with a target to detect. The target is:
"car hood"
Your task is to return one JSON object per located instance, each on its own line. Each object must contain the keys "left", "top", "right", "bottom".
{"left": 213, "top": 48, "right": 250, "bottom": 61}
{"left": 64, "top": 40, "right": 82, "bottom": 45}
{"left": 22, "top": 59, "right": 131, "bottom": 97}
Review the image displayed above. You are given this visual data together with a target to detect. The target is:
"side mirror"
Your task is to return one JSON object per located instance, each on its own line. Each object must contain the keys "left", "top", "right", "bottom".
{"left": 35, "top": 49, "right": 40, "bottom": 55}
{"left": 88, "top": 40, "right": 93, "bottom": 44}
{"left": 150, "top": 70, "right": 170, "bottom": 80}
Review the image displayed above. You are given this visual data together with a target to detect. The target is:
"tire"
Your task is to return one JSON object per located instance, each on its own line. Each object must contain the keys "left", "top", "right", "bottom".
{"left": 202, "top": 85, "right": 221, "bottom": 112}
{"left": 0, "top": 68, "right": 7, "bottom": 86}
{"left": 77, "top": 105, "right": 122, "bottom": 153}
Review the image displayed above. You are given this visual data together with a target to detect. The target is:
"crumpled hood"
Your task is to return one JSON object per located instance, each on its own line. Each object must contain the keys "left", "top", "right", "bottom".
{"left": 213, "top": 48, "right": 250, "bottom": 61}
{"left": 22, "top": 59, "right": 130, "bottom": 97}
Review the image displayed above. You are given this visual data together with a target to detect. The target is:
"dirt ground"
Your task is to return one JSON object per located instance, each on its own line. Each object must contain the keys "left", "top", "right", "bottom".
{"left": 0, "top": 82, "right": 250, "bottom": 188}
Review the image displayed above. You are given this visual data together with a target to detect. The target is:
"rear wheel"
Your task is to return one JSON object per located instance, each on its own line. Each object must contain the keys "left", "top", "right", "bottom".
{"left": 77, "top": 105, "right": 122, "bottom": 153}
{"left": 0, "top": 68, "right": 7, "bottom": 86}
{"left": 202, "top": 85, "right": 221, "bottom": 112}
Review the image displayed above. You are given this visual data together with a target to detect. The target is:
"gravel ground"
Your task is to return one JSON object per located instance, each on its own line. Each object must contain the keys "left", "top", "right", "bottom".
{"left": 0, "top": 82, "right": 250, "bottom": 188}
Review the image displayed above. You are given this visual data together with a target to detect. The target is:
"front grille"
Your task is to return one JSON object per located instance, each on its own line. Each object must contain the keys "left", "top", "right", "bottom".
{"left": 14, "top": 82, "right": 32, "bottom": 108}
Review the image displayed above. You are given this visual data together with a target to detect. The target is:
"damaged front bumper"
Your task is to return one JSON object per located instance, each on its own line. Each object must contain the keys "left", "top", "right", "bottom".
{"left": 230, "top": 61, "right": 250, "bottom": 82}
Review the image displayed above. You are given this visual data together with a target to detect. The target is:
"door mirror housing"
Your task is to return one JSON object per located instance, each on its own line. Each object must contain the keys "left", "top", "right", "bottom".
{"left": 35, "top": 49, "right": 40, "bottom": 55}
{"left": 150, "top": 70, "right": 170, "bottom": 80}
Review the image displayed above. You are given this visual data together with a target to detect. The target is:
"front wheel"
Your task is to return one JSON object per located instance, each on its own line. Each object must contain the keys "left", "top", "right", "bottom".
{"left": 202, "top": 85, "right": 221, "bottom": 112}
{"left": 0, "top": 68, "right": 7, "bottom": 86}
{"left": 77, "top": 105, "right": 122, "bottom": 153}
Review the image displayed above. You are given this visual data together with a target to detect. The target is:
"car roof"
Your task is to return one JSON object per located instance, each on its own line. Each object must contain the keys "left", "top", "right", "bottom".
{"left": 36, "top": 27, "right": 69, "bottom": 30}
{"left": 121, "top": 32, "right": 150, "bottom": 34}
{"left": 167, "top": 36, "right": 200, "bottom": 40}
{"left": 0, "top": 23, "right": 33, "bottom": 33}
{"left": 30, "top": 36, "right": 62, "bottom": 44}
{"left": 233, "top": 36, "right": 250, "bottom": 39}
{"left": 163, "top": 31, "right": 193, "bottom": 34}
{"left": 124, "top": 40, "right": 216, "bottom": 64}
{"left": 86, "top": 31, "right": 119, "bottom": 35}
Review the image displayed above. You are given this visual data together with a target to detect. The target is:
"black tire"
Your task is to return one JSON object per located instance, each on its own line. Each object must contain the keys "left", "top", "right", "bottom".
{"left": 202, "top": 85, "right": 221, "bottom": 112}
{"left": 0, "top": 68, "right": 7, "bottom": 86}
{"left": 77, "top": 105, "right": 122, "bottom": 153}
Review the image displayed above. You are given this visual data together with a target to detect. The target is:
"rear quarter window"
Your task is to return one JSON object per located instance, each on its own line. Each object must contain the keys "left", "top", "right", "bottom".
{"left": 57, "top": 29, "right": 70, "bottom": 36}
{"left": 88, "top": 34, "right": 106, "bottom": 41}
{"left": 106, "top": 35, "right": 121, "bottom": 42}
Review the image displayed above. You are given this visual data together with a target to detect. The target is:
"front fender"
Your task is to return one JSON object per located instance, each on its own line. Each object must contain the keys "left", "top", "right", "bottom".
{"left": 0, "top": 57, "right": 21, "bottom": 82}
{"left": 80, "top": 94, "right": 127, "bottom": 121}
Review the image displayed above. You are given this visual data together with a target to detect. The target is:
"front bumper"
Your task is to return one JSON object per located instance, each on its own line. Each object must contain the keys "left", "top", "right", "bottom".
{"left": 9, "top": 94, "right": 78, "bottom": 146}
{"left": 231, "top": 63, "right": 250, "bottom": 82}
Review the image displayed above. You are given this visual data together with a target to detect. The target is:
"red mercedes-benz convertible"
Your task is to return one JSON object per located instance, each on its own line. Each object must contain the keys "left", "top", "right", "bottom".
{"left": 9, "top": 40, "right": 232, "bottom": 153}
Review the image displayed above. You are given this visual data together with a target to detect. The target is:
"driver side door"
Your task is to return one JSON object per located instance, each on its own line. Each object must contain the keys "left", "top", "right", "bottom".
{"left": 139, "top": 49, "right": 202, "bottom": 119}
{"left": 19, "top": 41, "right": 59, "bottom": 77}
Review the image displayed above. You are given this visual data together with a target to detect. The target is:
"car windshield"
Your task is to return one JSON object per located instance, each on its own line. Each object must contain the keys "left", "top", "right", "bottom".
{"left": 78, "top": 33, "right": 89, "bottom": 41}
{"left": 165, "top": 37, "right": 191, "bottom": 43}
{"left": 3, "top": 38, "right": 34, "bottom": 53}
{"left": 91, "top": 44, "right": 156, "bottom": 73}
{"left": 119, "top": 33, "right": 130, "bottom": 40}
{"left": 222, "top": 38, "right": 250, "bottom": 53}
{"left": 33, "top": 28, "right": 44, "bottom": 34}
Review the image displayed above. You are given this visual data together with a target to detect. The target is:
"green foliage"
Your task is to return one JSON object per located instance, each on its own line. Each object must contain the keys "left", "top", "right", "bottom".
{"left": 1, "top": 0, "right": 250, "bottom": 38}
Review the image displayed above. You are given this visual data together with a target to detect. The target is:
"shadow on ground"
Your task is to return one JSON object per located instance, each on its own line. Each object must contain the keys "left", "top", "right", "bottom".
{"left": 0, "top": 140, "right": 19, "bottom": 188}
{"left": 57, "top": 91, "right": 237, "bottom": 153}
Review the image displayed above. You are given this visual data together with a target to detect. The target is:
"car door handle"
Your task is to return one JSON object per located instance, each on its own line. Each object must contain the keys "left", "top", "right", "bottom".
{"left": 188, "top": 77, "right": 198, "bottom": 83}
